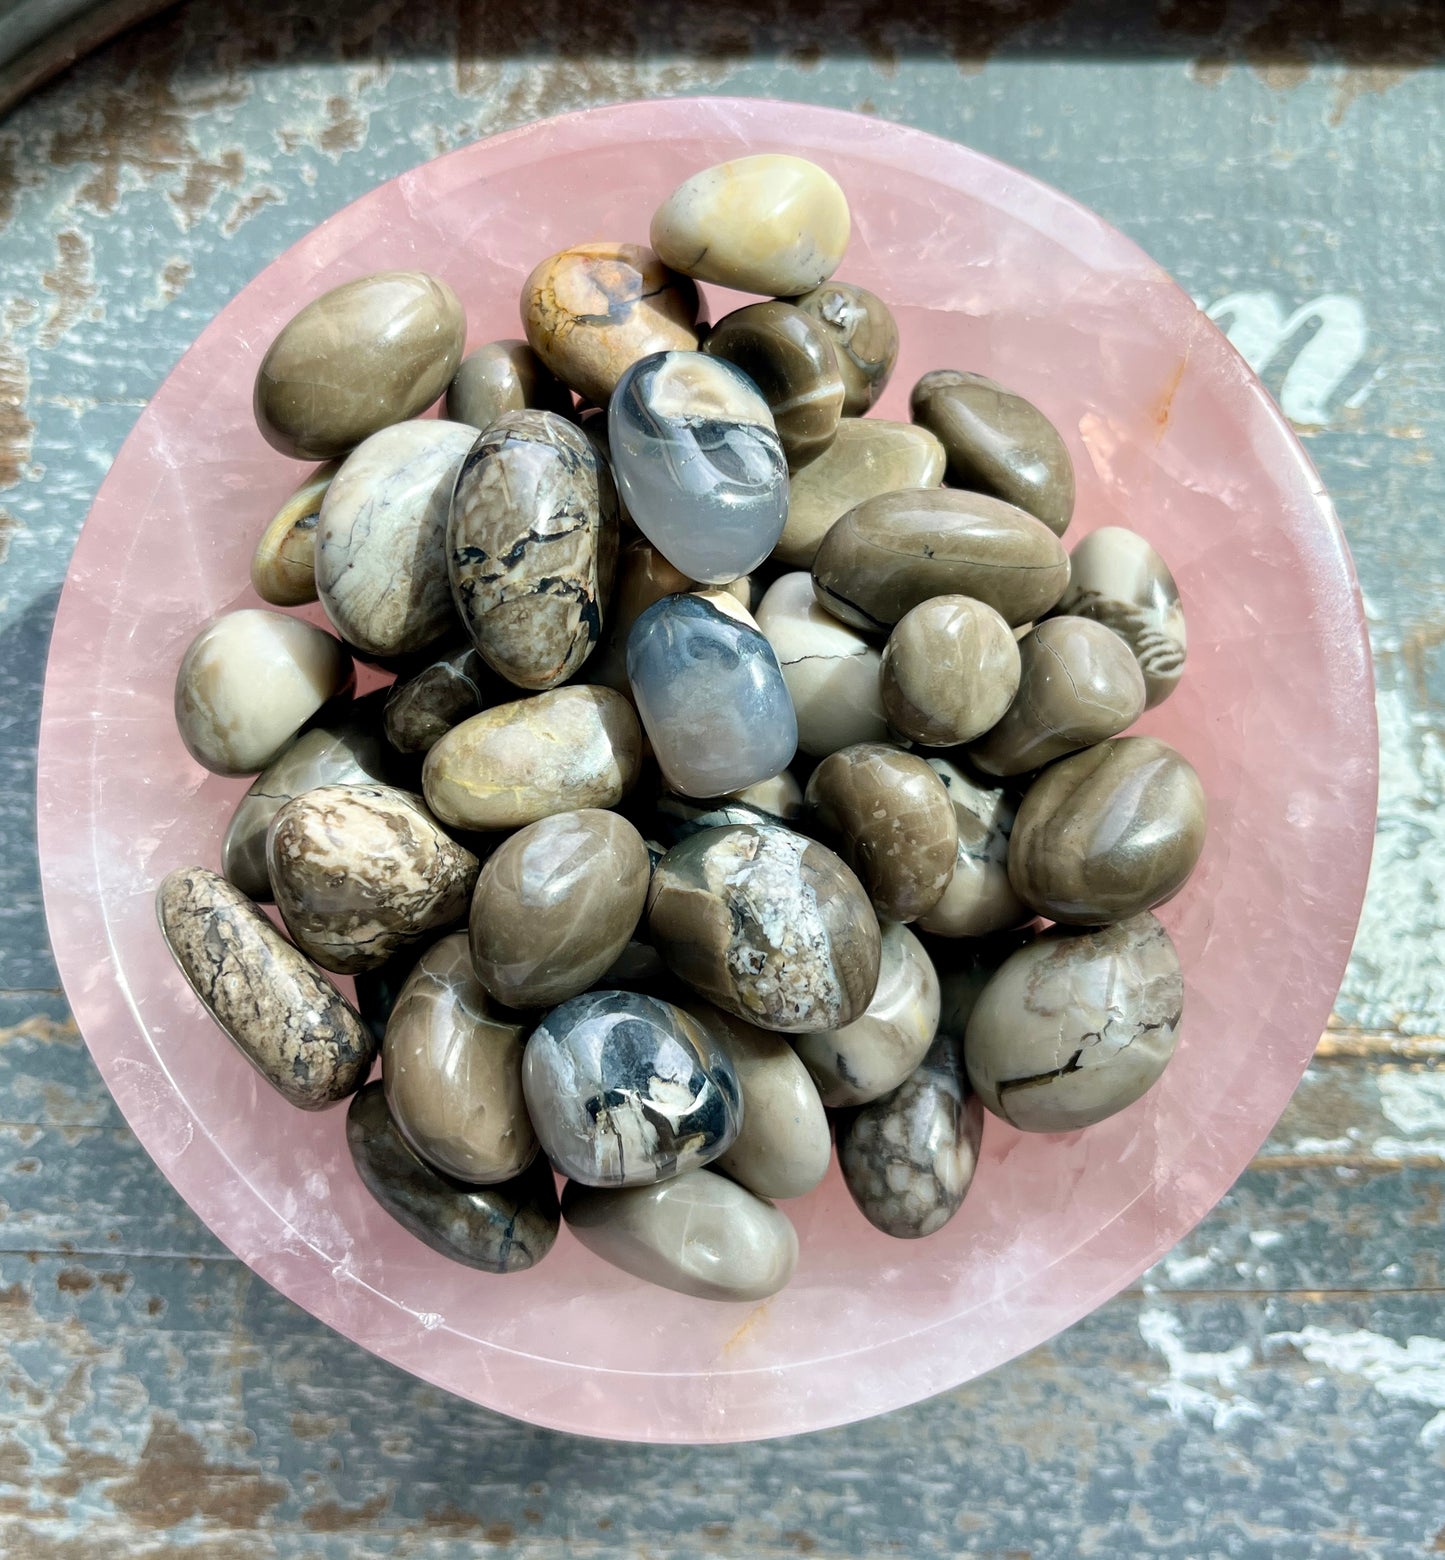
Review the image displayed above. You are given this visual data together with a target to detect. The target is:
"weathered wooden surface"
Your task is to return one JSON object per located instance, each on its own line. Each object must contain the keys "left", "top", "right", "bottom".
{"left": 0, "top": 2, "right": 1442, "bottom": 1554}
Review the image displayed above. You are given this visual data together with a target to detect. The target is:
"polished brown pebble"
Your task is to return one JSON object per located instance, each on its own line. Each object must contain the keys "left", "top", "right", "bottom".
{"left": 964, "top": 913, "right": 1183, "bottom": 1133}
{"left": 792, "top": 281, "right": 899, "bottom": 416}
{"left": 646, "top": 823, "right": 881, "bottom": 1033}
{"left": 910, "top": 369, "right": 1075, "bottom": 536}
{"left": 702, "top": 300, "right": 845, "bottom": 471}
{"left": 915, "top": 758, "right": 1031, "bottom": 940}
{"left": 1008, "top": 736, "right": 1207, "bottom": 924}
{"left": 156, "top": 867, "right": 374, "bottom": 1110}
{"left": 422, "top": 684, "right": 642, "bottom": 831}
{"left": 267, "top": 783, "right": 479, "bottom": 974}
{"left": 249, "top": 462, "right": 337, "bottom": 606}
{"left": 805, "top": 743, "right": 959, "bottom": 924}
{"left": 448, "top": 410, "right": 618, "bottom": 690}
{"left": 381, "top": 932, "right": 536, "bottom": 1184}
{"left": 1054, "top": 525, "right": 1188, "bottom": 708}
{"left": 969, "top": 616, "right": 1147, "bottom": 777}
{"left": 811, "top": 488, "right": 1070, "bottom": 633}
{"left": 880, "top": 595, "right": 1021, "bottom": 748}
{"left": 777, "top": 418, "right": 946, "bottom": 569}
{"left": 254, "top": 271, "right": 465, "bottom": 460}
{"left": 445, "top": 338, "right": 573, "bottom": 429}
{"left": 469, "top": 809, "right": 651, "bottom": 1008}
{"left": 347, "top": 1081, "right": 559, "bottom": 1273}
{"left": 521, "top": 242, "right": 701, "bottom": 406}
{"left": 383, "top": 646, "right": 498, "bottom": 755}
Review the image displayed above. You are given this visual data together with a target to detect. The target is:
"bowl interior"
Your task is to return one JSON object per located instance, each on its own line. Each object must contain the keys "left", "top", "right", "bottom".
{"left": 37, "top": 97, "right": 1376, "bottom": 1443}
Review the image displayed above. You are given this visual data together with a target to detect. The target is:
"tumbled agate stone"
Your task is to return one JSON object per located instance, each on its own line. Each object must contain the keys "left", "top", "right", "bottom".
{"left": 608, "top": 351, "right": 787, "bottom": 585}
{"left": 627, "top": 593, "right": 797, "bottom": 799}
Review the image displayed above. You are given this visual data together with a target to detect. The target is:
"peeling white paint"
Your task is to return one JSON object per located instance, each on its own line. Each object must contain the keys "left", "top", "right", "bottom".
{"left": 1161, "top": 1251, "right": 1215, "bottom": 1286}
{"left": 1248, "top": 1229, "right": 1284, "bottom": 1250}
{"left": 1272, "top": 1326, "right": 1445, "bottom": 1449}
{"left": 1139, "top": 1309, "right": 1264, "bottom": 1432}
{"left": 1377, "top": 1072, "right": 1445, "bottom": 1136}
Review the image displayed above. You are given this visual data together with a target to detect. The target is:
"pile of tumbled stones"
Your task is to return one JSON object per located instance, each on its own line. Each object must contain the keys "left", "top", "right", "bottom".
{"left": 158, "top": 154, "right": 1202, "bottom": 1303}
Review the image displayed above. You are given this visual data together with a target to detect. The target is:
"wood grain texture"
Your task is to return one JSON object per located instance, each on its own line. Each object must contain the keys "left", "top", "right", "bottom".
{"left": 0, "top": 0, "right": 1441, "bottom": 1553}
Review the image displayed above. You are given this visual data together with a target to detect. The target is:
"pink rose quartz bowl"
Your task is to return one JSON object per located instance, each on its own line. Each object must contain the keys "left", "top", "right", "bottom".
{"left": 36, "top": 97, "right": 1376, "bottom": 1443}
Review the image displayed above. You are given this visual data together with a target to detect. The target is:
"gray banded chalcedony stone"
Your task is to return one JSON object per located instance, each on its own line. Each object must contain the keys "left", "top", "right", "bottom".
{"left": 346, "top": 1081, "right": 559, "bottom": 1273}
{"left": 156, "top": 867, "right": 374, "bottom": 1110}
{"left": 221, "top": 700, "right": 395, "bottom": 901}
{"left": 381, "top": 933, "right": 536, "bottom": 1185}
{"left": 316, "top": 419, "right": 478, "bottom": 659}
{"left": 562, "top": 1170, "right": 799, "bottom": 1302}
{"left": 792, "top": 921, "right": 941, "bottom": 1108}
{"left": 174, "top": 608, "right": 354, "bottom": 778}
{"left": 969, "top": 616, "right": 1147, "bottom": 778}
{"left": 267, "top": 783, "right": 479, "bottom": 974}
{"left": 837, "top": 1030, "right": 983, "bottom": 1239}
{"left": 804, "top": 743, "right": 959, "bottom": 924}
{"left": 445, "top": 338, "right": 574, "bottom": 429}
{"left": 383, "top": 646, "right": 497, "bottom": 755}
{"left": 250, "top": 462, "right": 338, "bottom": 606}
{"left": 522, "top": 990, "right": 742, "bottom": 1188}
{"left": 1053, "top": 525, "right": 1188, "bottom": 708}
{"left": 701, "top": 300, "right": 845, "bottom": 471}
{"left": 792, "top": 281, "right": 899, "bottom": 417}
{"left": 811, "top": 488, "right": 1071, "bottom": 633}
{"left": 646, "top": 823, "right": 881, "bottom": 1034}
{"left": 916, "top": 759, "right": 1031, "bottom": 940}
{"left": 627, "top": 593, "right": 797, "bottom": 799}
{"left": 1008, "top": 736, "right": 1207, "bottom": 925}
{"left": 254, "top": 271, "right": 466, "bottom": 461}
{"left": 608, "top": 351, "right": 788, "bottom": 585}
{"left": 964, "top": 913, "right": 1183, "bottom": 1133}
{"left": 468, "top": 809, "right": 651, "bottom": 1009}
{"left": 910, "top": 369, "right": 1075, "bottom": 537}
{"left": 448, "top": 410, "right": 619, "bottom": 691}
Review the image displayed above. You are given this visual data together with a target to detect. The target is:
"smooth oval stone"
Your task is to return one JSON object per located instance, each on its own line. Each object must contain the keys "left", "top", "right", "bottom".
{"left": 969, "top": 616, "right": 1147, "bottom": 778}
{"left": 910, "top": 369, "right": 1075, "bottom": 536}
{"left": 174, "top": 608, "right": 353, "bottom": 777}
{"left": 422, "top": 685, "right": 641, "bottom": 831}
{"left": 562, "top": 1169, "right": 797, "bottom": 1301}
{"left": 805, "top": 744, "right": 958, "bottom": 924}
{"left": 792, "top": 281, "right": 899, "bottom": 417}
{"left": 793, "top": 921, "right": 940, "bottom": 1108}
{"left": 156, "top": 867, "right": 374, "bottom": 1109}
{"left": 448, "top": 410, "right": 618, "bottom": 690}
{"left": 250, "top": 462, "right": 337, "bottom": 606}
{"left": 812, "top": 488, "right": 1070, "bottom": 633}
{"left": 255, "top": 271, "right": 465, "bottom": 460}
{"left": 916, "top": 760, "right": 1031, "bottom": 939}
{"left": 837, "top": 1029, "right": 983, "bottom": 1238}
{"left": 445, "top": 338, "right": 573, "bottom": 429}
{"left": 346, "top": 1081, "right": 558, "bottom": 1272}
{"left": 880, "top": 595, "right": 1021, "bottom": 748}
{"left": 702, "top": 301, "right": 845, "bottom": 471}
{"left": 381, "top": 933, "right": 535, "bottom": 1184}
{"left": 1009, "top": 736, "right": 1207, "bottom": 924}
{"left": 609, "top": 351, "right": 788, "bottom": 585}
{"left": 267, "top": 783, "right": 479, "bottom": 974}
{"left": 222, "top": 704, "right": 394, "bottom": 901}
{"left": 651, "top": 155, "right": 850, "bottom": 297}
{"left": 647, "top": 823, "right": 880, "bottom": 1032}
{"left": 627, "top": 593, "right": 797, "bottom": 798}
{"left": 682, "top": 1001, "right": 831, "bottom": 1200}
{"left": 777, "top": 419, "right": 945, "bottom": 569}
{"left": 523, "top": 990, "right": 741, "bottom": 1187}
{"left": 522, "top": 242, "right": 701, "bottom": 406}
{"left": 756, "top": 571, "right": 887, "bottom": 759}
{"left": 383, "top": 646, "right": 497, "bottom": 755}
{"left": 470, "top": 810, "right": 651, "bottom": 1008}
{"left": 964, "top": 913, "right": 1183, "bottom": 1132}
{"left": 1054, "top": 525, "right": 1187, "bottom": 708}
{"left": 316, "top": 419, "right": 477, "bottom": 659}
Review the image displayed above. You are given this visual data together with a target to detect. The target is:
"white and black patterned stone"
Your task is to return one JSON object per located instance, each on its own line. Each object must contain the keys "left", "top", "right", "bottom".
{"left": 522, "top": 990, "right": 742, "bottom": 1187}
{"left": 155, "top": 867, "right": 374, "bottom": 1110}
{"left": 346, "top": 1082, "right": 558, "bottom": 1273}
